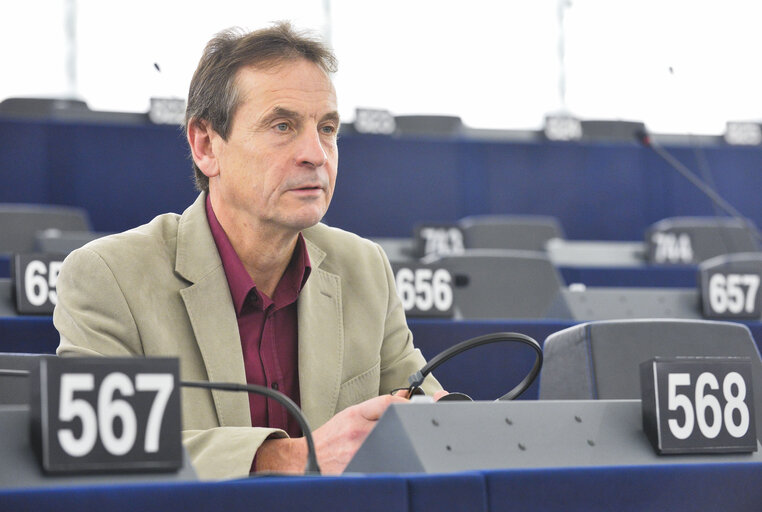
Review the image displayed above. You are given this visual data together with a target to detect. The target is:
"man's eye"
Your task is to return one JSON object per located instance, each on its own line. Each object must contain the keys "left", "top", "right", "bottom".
{"left": 321, "top": 125, "right": 337, "bottom": 135}
{"left": 275, "top": 122, "right": 289, "bottom": 132}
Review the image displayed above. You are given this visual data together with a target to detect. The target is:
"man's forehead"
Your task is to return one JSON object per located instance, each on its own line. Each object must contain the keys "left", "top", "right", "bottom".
{"left": 235, "top": 61, "right": 336, "bottom": 110}
{"left": 236, "top": 60, "right": 335, "bottom": 91}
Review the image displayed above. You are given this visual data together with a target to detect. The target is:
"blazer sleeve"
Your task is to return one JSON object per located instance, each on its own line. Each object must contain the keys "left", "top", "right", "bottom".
{"left": 54, "top": 247, "right": 287, "bottom": 480}
{"left": 374, "top": 243, "right": 443, "bottom": 397}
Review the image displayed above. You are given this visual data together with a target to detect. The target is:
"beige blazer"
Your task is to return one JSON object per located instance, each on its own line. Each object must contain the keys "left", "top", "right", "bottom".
{"left": 54, "top": 193, "right": 440, "bottom": 479}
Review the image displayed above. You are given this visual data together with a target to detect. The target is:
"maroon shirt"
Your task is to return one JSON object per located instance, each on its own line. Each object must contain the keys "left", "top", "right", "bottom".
{"left": 205, "top": 196, "right": 310, "bottom": 440}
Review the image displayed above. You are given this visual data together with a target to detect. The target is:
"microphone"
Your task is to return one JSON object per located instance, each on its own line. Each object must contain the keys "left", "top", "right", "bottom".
{"left": 0, "top": 369, "right": 321, "bottom": 475}
{"left": 181, "top": 380, "right": 320, "bottom": 474}
{"left": 636, "top": 129, "right": 762, "bottom": 245}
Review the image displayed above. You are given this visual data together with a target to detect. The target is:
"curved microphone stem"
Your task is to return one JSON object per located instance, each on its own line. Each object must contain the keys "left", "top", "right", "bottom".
{"left": 181, "top": 380, "right": 321, "bottom": 475}
{"left": 637, "top": 131, "right": 762, "bottom": 244}
{"left": 407, "top": 332, "right": 543, "bottom": 401}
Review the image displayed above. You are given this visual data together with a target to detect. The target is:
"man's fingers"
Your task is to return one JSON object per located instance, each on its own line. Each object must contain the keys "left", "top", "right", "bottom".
{"left": 432, "top": 390, "right": 450, "bottom": 401}
{"left": 391, "top": 388, "right": 411, "bottom": 399}
{"left": 358, "top": 394, "right": 408, "bottom": 422}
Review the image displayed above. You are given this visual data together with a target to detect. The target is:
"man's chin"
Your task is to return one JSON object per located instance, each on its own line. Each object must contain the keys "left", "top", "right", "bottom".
{"left": 285, "top": 211, "right": 326, "bottom": 232}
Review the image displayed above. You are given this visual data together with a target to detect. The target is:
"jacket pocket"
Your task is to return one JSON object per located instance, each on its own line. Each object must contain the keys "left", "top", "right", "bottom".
{"left": 336, "top": 360, "right": 380, "bottom": 412}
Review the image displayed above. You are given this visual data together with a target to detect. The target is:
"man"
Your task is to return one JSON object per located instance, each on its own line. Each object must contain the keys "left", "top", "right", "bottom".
{"left": 54, "top": 22, "right": 442, "bottom": 479}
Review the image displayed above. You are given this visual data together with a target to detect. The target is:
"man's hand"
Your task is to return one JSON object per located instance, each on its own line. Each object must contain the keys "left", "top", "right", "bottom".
{"left": 311, "top": 394, "right": 410, "bottom": 474}
{"left": 255, "top": 394, "right": 409, "bottom": 475}
{"left": 392, "top": 388, "right": 450, "bottom": 401}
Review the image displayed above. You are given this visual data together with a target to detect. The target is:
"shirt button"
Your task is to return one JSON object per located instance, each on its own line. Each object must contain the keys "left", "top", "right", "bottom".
{"left": 271, "top": 382, "right": 279, "bottom": 390}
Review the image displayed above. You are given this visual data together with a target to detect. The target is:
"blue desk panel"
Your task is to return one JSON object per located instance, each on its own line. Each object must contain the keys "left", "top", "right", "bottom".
{"left": 558, "top": 265, "right": 698, "bottom": 288}
{"left": 4, "top": 118, "right": 762, "bottom": 241}
{"left": 0, "top": 255, "right": 701, "bottom": 289}
{"left": 484, "top": 463, "right": 762, "bottom": 512}
{"left": 1, "top": 463, "right": 760, "bottom": 512}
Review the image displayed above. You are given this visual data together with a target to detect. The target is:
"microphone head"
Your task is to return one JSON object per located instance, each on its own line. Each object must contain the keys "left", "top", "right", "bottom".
{"left": 635, "top": 129, "right": 651, "bottom": 147}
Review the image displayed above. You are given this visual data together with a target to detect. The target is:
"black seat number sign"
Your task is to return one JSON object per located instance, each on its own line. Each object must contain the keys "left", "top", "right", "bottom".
{"left": 640, "top": 357, "right": 757, "bottom": 454}
{"left": 13, "top": 253, "right": 65, "bottom": 314}
{"left": 699, "top": 255, "right": 762, "bottom": 319}
{"left": 392, "top": 264, "right": 455, "bottom": 318}
{"left": 31, "top": 357, "right": 182, "bottom": 474}
{"left": 703, "top": 273, "right": 761, "bottom": 318}
{"left": 649, "top": 231, "right": 694, "bottom": 264}
{"left": 413, "top": 224, "right": 465, "bottom": 258}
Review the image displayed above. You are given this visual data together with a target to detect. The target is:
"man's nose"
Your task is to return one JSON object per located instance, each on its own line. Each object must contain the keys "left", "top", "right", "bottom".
{"left": 297, "top": 127, "right": 328, "bottom": 168}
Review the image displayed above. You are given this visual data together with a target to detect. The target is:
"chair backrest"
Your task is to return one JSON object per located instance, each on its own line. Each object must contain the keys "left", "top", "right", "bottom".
{"left": 371, "top": 237, "right": 417, "bottom": 263}
{"left": 0, "top": 204, "right": 91, "bottom": 253}
{"left": 393, "top": 115, "right": 463, "bottom": 136}
{"left": 430, "top": 249, "right": 571, "bottom": 319}
{"left": 34, "top": 229, "right": 106, "bottom": 254}
{"left": 645, "top": 216, "right": 760, "bottom": 264}
{"left": 458, "top": 215, "right": 564, "bottom": 252}
{"left": 538, "top": 319, "right": 762, "bottom": 440}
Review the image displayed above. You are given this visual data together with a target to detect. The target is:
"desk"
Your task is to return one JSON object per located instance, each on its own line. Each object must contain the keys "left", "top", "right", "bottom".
{"left": 0, "top": 253, "right": 701, "bottom": 289}
{"left": 1, "top": 462, "right": 760, "bottom": 512}
{"left": 559, "top": 265, "right": 698, "bottom": 288}
{"left": 6, "top": 315, "right": 762, "bottom": 403}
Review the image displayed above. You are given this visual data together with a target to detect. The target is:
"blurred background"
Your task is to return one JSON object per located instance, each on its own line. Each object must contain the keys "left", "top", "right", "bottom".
{"left": 2, "top": 0, "right": 761, "bottom": 135}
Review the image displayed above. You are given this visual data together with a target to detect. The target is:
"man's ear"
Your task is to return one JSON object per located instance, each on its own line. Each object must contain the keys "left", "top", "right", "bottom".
{"left": 187, "top": 119, "right": 221, "bottom": 178}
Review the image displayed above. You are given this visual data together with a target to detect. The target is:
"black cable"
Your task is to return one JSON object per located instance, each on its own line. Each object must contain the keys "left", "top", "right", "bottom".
{"left": 181, "top": 380, "right": 320, "bottom": 475}
{"left": 406, "top": 332, "right": 543, "bottom": 401}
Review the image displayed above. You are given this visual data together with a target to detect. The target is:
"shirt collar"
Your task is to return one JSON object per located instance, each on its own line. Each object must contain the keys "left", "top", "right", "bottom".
{"left": 205, "top": 194, "right": 311, "bottom": 315}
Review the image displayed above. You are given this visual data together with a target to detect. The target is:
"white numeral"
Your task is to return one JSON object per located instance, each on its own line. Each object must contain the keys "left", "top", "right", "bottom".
{"left": 396, "top": 268, "right": 453, "bottom": 312}
{"left": 56, "top": 372, "right": 174, "bottom": 457}
{"left": 724, "top": 372, "right": 750, "bottom": 439}
{"left": 709, "top": 273, "right": 760, "bottom": 315}
{"left": 694, "top": 373, "right": 722, "bottom": 439}
{"left": 667, "top": 373, "right": 694, "bottom": 440}
{"left": 98, "top": 373, "right": 137, "bottom": 456}
{"left": 24, "top": 260, "right": 61, "bottom": 306}
{"left": 58, "top": 374, "right": 98, "bottom": 457}
{"left": 666, "top": 371, "right": 750, "bottom": 440}
{"left": 432, "top": 269, "right": 453, "bottom": 311}
{"left": 414, "top": 268, "right": 434, "bottom": 310}
{"left": 396, "top": 268, "right": 416, "bottom": 311}
{"left": 136, "top": 373, "right": 174, "bottom": 453}
{"left": 421, "top": 227, "right": 465, "bottom": 256}
{"left": 652, "top": 232, "right": 693, "bottom": 264}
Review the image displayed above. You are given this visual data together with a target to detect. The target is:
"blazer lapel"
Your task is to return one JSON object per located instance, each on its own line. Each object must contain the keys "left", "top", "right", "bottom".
{"left": 176, "top": 194, "right": 251, "bottom": 427}
{"left": 297, "top": 238, "right": 344, "bottom": 429}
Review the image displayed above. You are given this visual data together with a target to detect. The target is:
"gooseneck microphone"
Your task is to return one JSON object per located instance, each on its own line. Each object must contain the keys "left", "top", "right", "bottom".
{"left": 636, "top": 130, "right": 762, "bottom": 245}
{"left": 181, "top": 380, "right": 320, "bottom": 474}
{"left": 0, "top": 370, "right": 321, "bottom": 475}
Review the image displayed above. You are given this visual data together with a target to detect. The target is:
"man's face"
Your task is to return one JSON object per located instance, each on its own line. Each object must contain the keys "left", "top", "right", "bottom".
{"left": 207, "top": 59, "right": 339, "bottom": 235}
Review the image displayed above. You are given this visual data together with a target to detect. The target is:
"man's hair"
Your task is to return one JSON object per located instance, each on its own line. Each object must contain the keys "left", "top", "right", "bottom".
{"left": 184, "top": 21, "right": 338, "bottom": 192}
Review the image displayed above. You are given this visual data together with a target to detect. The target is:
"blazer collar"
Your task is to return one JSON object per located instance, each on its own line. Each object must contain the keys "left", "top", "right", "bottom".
{"left": 297, "top": 235, "right": 344, "bottom": 429}
{"left": 176, "top": 193, "right": 251, "bottom": 427}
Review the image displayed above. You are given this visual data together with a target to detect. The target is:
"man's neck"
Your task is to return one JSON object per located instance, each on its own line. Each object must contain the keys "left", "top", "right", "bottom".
{"left": 210, "top": 198, "right": 299, "bottom": 299}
